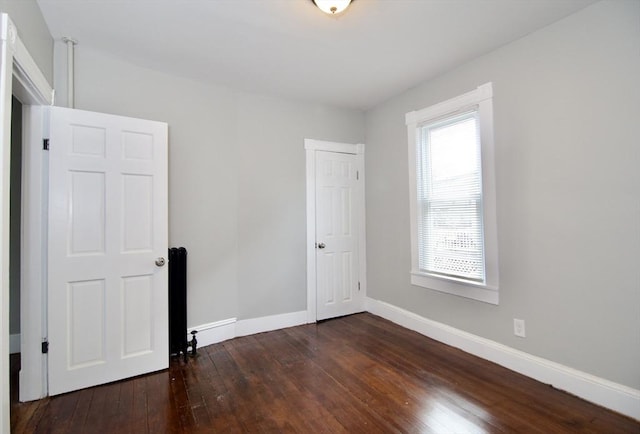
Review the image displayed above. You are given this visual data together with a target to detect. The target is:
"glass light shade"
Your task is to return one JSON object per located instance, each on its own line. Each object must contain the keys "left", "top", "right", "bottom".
{"left": 313, "top": 0, "right": 352, "bottom": 15}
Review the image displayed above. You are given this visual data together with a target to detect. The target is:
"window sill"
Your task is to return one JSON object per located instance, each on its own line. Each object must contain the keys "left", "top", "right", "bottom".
{"left": 410, "top": 271, "right": 499, "bottom": 305}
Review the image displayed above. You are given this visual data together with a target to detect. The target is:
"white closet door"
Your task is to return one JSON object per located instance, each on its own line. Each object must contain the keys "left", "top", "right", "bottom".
{"left": 315, "top": 150, "right": 364, "bottom": 320}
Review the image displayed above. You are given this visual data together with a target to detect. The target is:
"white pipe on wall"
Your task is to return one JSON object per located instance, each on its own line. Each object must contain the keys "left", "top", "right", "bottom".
{"left": 61, "top": 37, "right": 77, "bottom": 108}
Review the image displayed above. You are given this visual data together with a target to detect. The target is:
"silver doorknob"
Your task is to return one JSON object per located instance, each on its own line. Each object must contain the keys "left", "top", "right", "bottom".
{"left": 155, "top": 257, "right": 166, "bottom": 267}
{"left": 317, "top": 243, "right": 326, "bottom": 249}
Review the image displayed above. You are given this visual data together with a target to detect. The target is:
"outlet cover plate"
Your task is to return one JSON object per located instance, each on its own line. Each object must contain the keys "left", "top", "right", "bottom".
{"left": 514, "top": 318, "right": 526, "bottom": 338}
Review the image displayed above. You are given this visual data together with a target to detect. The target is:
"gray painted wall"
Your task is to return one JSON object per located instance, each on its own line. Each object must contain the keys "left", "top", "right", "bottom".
{"left": 364, "top": 0, "right": 640, "bottom": 389}
{"left": 53, "top": 44, "right": 365, "bottom": 326}
{"left": 0, "top": 0, "right": 53, "bottom": 84}
{"left": 236, "top": 93, "right": 364, "bottom": 320}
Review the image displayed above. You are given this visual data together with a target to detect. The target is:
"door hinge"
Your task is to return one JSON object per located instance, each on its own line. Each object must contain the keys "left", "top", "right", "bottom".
{"left": 43, "top": 138, "right": 50, "bottom": 150}
{"left": 41, "top": 340, "right": 49, "bottom": 354}
{"left": 358, "top": 281, "right": 361, "bottom": 291}
{"left": 356, "top": 170, "right": 359, "bottom": 180}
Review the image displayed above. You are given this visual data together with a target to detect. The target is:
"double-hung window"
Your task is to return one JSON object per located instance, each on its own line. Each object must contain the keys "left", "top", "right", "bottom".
{"left": 406, "top": 83, "right": 499, "bottom": 304}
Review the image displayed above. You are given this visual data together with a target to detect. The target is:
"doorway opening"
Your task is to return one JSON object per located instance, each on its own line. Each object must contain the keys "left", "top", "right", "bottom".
{"left": 8, "top": 95, "right": 23, "bottom": 418}
{"left": 9, "top": 95, "right": 22, "bottom": 356}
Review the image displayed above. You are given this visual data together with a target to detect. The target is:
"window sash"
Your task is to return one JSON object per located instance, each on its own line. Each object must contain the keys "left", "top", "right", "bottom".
{"left": 416, "top": 111, "right": 485, "bottom": 283}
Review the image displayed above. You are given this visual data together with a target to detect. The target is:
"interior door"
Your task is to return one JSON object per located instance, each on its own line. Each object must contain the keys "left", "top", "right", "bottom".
{"left": 47, "top": 106, "right": 168, "bottom": 395}
{"left": 315, "top": 151, "right": 364, "bottom": 320}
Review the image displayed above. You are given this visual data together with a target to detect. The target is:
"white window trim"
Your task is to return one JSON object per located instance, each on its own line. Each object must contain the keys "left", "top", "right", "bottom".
{"left": 406, "top": 83, "right": 499, "bottom": 304}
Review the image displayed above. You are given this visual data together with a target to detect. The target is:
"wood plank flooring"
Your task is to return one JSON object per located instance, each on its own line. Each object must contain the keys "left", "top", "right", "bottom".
{"left": 10, "top": 313, "right": 640, "bottom": 433}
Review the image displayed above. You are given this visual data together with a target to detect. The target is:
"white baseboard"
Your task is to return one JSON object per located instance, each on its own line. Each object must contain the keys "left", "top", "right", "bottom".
{"left": 187, "top": 310, "right": 308, "bottom": 349}
{"left": 188, "top": 318, "right": 237, "bottom": 348}
{"left": 365, "top": 297, "right": 640, "bottom": 421}
{"left": 236, "top": 310, "right": 307, "bottom": 337}
{"left": 10, "top": 334, "right": 20, "bottom": 354}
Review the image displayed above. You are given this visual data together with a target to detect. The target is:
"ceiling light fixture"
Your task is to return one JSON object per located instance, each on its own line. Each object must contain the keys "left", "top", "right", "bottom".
{"left": 313, "top": 0, "right": 352, "bottom": 15}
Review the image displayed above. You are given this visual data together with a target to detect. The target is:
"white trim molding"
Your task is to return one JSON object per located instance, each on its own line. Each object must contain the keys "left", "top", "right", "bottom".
{"left": 0, "top": 15, "right": 53, "bottom": 107}
{"left": 187, "top": 318, "right": 237, "bottom": 348}
{"left": 366, "top": 297, "right": 640, "bottom": 421}
{"left": 304, "top": 138, "right": 364, "bottom": 155}
{"left": 304, "top": 139, "right": 366, "bottom": 323}
{"left": 12, "top": 34, "right": 54, "bottom": 106}
{"left": 2, "top": 12, "right": 54, "bottom": 430}
{"left": 236, "top": 310, "right": 307, "bottom": 337}
{"left": 185, "top": 311, "right": 308, "bottom": 349}
{"left": 0, "top": 15, "right": 13, "bottom": 431}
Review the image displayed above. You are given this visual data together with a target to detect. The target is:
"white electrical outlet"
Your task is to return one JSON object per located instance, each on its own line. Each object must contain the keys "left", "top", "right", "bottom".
{"left": 514, "top": 318, "right": 526, "bottom": 338}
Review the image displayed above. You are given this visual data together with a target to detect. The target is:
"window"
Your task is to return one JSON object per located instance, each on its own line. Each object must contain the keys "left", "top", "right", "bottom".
{"left": 406, "top": 83, "right": 499, "bottom": 304}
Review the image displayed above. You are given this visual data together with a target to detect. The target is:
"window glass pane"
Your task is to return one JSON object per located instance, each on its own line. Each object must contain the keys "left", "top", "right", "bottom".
{"left": 417, "top": 111, "right": 485, "bottom": 282}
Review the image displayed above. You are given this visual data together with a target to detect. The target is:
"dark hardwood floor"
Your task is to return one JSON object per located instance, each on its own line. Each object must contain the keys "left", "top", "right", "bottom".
{"left": 10, "top": 313, "right": 640, "bottom": 433}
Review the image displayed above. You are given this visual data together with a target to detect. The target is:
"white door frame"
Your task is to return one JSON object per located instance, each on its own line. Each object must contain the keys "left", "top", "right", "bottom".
{"left": 0, "top": 14, "right": 54, "bottom": 431}
{"left": 304, "top": 139, "right": 367, "bottom": 323}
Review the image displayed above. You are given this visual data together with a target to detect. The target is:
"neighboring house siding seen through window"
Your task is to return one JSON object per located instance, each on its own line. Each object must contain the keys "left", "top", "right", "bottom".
{"left": 406, "top": 83, "right": 499, "bottom": 304}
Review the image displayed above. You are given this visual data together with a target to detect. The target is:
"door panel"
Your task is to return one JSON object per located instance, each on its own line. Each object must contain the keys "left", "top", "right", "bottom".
{"left": 70, "top": 170, "right": 105, "bottom": 254}
{"left": 68, "top": 279, "right": 105, "bottom": 368}
{"left": 122, "top": 275, "right": 153, "bottom": 357}
{"left": 48, "top": 106, "right": 168, "bottom": 396}
{"left": 316, "top": 151, "right": 363, "bottom": 320}
{"left": 122, "top": 174, "right": 153, "bottom": 251}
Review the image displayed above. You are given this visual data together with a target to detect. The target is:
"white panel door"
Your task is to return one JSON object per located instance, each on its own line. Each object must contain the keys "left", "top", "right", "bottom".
{"left": 316, "top": 151, "right": 363, "bottom": 320}
{"left": 47, "top": 106, "right": 168, "bottom": 396}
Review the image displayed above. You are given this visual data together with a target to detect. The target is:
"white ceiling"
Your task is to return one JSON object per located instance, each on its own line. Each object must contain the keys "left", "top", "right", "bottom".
{"left": 37, "top": 0, "right": 596, "bottom": 110}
